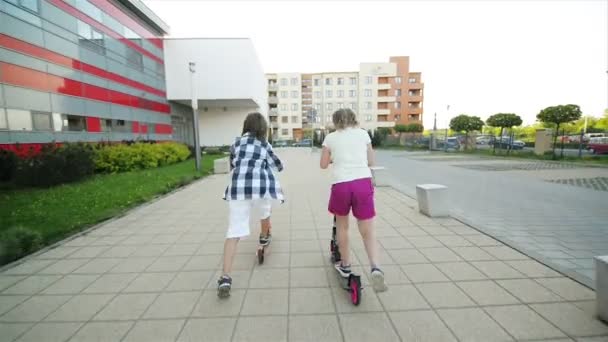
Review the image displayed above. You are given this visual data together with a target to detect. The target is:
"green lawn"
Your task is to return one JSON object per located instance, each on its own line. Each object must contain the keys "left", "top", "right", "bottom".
{"left": 0, "top": 156, "right": 221, "bottom": 262}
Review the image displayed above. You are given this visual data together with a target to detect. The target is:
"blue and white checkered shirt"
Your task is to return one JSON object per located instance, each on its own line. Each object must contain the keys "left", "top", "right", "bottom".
{"left": 223, "top": 134, "right": 285, "bottom": 202}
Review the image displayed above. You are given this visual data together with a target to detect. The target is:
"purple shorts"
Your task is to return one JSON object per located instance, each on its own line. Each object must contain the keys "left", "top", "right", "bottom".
{"left": 328, "top": 177, "right": 375, "bottom": 220}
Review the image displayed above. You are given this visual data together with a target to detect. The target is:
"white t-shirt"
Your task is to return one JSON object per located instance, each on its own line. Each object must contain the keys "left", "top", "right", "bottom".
{"left": 322, "top": 127, "right": 372, "bottom": 184}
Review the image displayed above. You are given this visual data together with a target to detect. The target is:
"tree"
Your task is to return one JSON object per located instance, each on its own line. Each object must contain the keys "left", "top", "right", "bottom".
{"left": 486, "top": 113, "right": 523, "bottom": 153}
{"left": 449, "top": 114, "right": 484, "bottom": 150}
{"left": 536, "top": 104, "right": 582, "bottom": 157}
{"left": 406, "top": 123, "right": 424, "bottom": 133}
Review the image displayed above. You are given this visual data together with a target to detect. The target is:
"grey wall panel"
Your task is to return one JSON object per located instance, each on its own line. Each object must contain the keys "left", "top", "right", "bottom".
{"left": 50, "top": 93, "right": 85, "bottom": 115}
{"left": 4, "top": 86, "right": 52, "bottom": 112}
{"left": 85, "top": 100, "right": 111, "bottom": 118}
{"left": 0, "top": 84, "right": 5, "bottom": 108}
{"left": 0, "top": 13, "right": 44, "bottom": 46}
{"left": 106, "top": 58, "right": 127, "bottom": 78}
{"left": 78, "top": 47, "right": 106, "bottom": 70}
{"left": 40, "top": 1, "right": 78, "bottom": 32}
{"left": 82, "top": 73, "right": 108, "bottom": 89}
{"left": 47, "top": 63, "right": 82, "bottom": 82}
{"left": 0, "top": 47, "right": 47, "bottom": 72}
{"left": 109, "top": 103, "right": 131, "bottom": 120}
{"left": 44, "top": 32, "right": 79, "bottom": 60}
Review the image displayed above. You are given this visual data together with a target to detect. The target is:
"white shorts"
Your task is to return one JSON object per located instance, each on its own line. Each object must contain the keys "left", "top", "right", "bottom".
{"left": 227, "top": 199, "right": 272, "bottom": 238}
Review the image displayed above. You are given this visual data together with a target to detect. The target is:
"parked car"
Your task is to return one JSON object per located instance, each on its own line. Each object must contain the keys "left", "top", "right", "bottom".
{"left": 292, "top": 139, "right": 312, "bottom": 147}
{"left": 476, "top": 136, "right": 493, "bottom": 145}
{"left": 273, "top": 140, "right": 288, "bottom": 148}
{"left": 588, "top": 137, "right": 608, "bottom": 154}
{"left": 493, "top": 137, "right": 525, "bottom": 150}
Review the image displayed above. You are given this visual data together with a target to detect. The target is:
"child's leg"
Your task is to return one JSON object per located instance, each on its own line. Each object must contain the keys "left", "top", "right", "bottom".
{"left": 335, "top": 214, "right": 351, "bottom": 266}
{"left": 357, "top": 218, "right": 379, "bottom": 268}
{"left": 328, "top": 182, "right": 352, "bottom": 272}
{"left": 257, "top": 200, "right": 272, "bottom": 245}
{"left": 222, "top": 200, "right": 252, "bottom": 275}
{"left": 222, "top": 238, "right": 239, "bottom": 275}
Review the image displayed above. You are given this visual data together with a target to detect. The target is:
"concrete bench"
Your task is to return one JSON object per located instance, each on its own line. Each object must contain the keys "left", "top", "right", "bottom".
{"left": 370, "top": 166, "right": 389, "bottom": 187}
{"left": 214, "top": 157, "right": 230, "bottom": 174}
{"left": 416, "top": 184, "right": 449, "bottom": 217}
{"left": 596, "top": 256, "right": 608, "bottom": 322}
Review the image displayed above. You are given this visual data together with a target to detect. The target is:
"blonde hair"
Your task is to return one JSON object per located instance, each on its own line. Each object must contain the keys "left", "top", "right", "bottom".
{"left": 332, "top": 108, "right": 358, "bottom": 129}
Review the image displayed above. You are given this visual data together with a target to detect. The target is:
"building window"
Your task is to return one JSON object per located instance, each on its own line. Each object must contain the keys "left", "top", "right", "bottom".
{"left": 31, "top": 111, "right": 52, "bottom": 131}
{"left": 315, "top": 104, "right": 321, "bottom": 111}
{"left": 349, "top": 90, "right": 356, "bottom": 97}
{"left": 326, "top": 90, "right": 332, "bottom": 98}
{"left": 62, "top": 114, "right": 87, "bottom": 131}
{"left": 365, "top": 102, "right": 372, "bottom": 110}
{"left": 395, "top": 76, "right": 402, "bottom": 84}
{"left": 281, "top": 129, "right": 288, "bottom": 135}
{"left": 7, "top": 0, "right": 39, "bottom": 12}
{"left": 6, "top": 108, "right": 31, "bottom": 130}
{"left": 291, "top": 91, "right": 299, "bottom": 98}
{"left": 77, "top": 20, "right": 105, "bottom": 55}
{"left": 365, "top": 76, "right": 373, "bottom": 84}
{"left": 325, "top": 78, "right": 332, "bottom": 85}
{"left": 350, "top": 103, "right": 357, "bottom": 110}
{"left": 337, "top": 90, "right": 344, "bottom": 98}
{"left": 291, "top": 77, "right": 298, "bottom": 85}
{"left": 314, "top": 78, "right": 320, "bottom": 86}
{"left": 337, "top": 77, "right": 344, "bottom": 85}
{"left": 314, "top": 91, "right": 321, "bottom": 98}
{"left": 113, "top": 119, "right": 131, "bottom": 132}
{"left": 350, "top": 77, "right": 357, "bottom": 85}
{"left": 291, "top": 103, "right": 299, "bottom": 111}
{"left": 326, "top": 103, "right": 333, "bottom": 110}
{"left": 291, "top": 116, "right": 298, "bottom": 123}
{"left": 280, "top": 104, "right": 288, "bottom": 111}
{"left": 395, "top": 89, "right": 402, "bottom": 97}
{"left": 126, "top": 49, "right": 143, "bottom": 71}
{"left": 364, "top": 89, "right": 372, "bottom": 97}
{"left": 326, "top": 115, "right": 331, "bottom": 123}
{"left": 365, "top": 115, "right": 373, "bottom": 122}
{"left": 280, "top": 91, "right": 288, "bottom": 98}
{"left": 0, "top": 109, "right": 7, "bottom": 130}
{"left": 394, "top": 114, "right": 401, "bottom": 121}
{"left": 280, "top": 78, "right": 288, "bottom": 86}
{"left": 394, "top": 102, "right": 401, "bottom": 109}
{"left": 409, "top": 77, "right": 417, "bottom": 83}
{"left": 338, "top": 103, "right": 344, "bottom": 109}
{"left": 282, "top": 116, "right": 288, "bottom": 123}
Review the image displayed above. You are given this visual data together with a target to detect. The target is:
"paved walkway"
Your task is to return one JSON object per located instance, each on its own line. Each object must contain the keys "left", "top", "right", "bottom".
{"left": 376, "top": 151, "right": 608, "bottom": 288}
{"left": 0, "top": 148, "right": 606, "bottom": 342}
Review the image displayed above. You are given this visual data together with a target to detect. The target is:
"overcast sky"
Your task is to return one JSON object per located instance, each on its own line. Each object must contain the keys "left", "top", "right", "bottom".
{"left": 144, "top": 0, "right": 608, "bottom": 128}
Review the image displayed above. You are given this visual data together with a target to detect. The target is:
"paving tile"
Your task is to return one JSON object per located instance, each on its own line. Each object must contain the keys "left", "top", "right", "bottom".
{"left": 416, "top": 282, "right": 475, "bottom": 308}
{"left": 289, "top": 314, "right": 342, "bottom": 342}
{"left": 386, "top": 249, "right": 428, "bottom": 264}
{"left": 109, "top": 257, "right": 156, "bottom": 273}
{"left": 290, "top": 252, "right": 325, "bottom": 267}
{"left": 82, "top": 273, "right": 137, "bottom": 294}
{"left": 373, "top": 265, "right": 410, "bottom": 284}
{"left": 2, "top": 275, "right": 61, "bottom": 295}
{"left": 332, "top": 286, "right": 384, "bottom": 313}
{"left": 419, "top": 247, "right": 463, "bottom": 262}
{"left": 233, "top": 316, "right": 287, "bottom": 342}
{"left": 143, "top": 291, "right": 199, "bottom": 319}
{"left": 290, "top": 267, "right": 329, "bottom": 287}
{"left": 146, "top": 256, "right": 190, "bottom": 272}
{"left": 389, "top": 310, "right": 457, "bottom": 342}
{"left": 99, "top": 245, "right": 138, "bottom": 258}
{"left": 192, "top": 289, "right": 245, "bottom": 317}
{"left": 450, "top": 246, "right": 496, "bottom": 261}
{"left": 456, "top": 280, "right": 519, "bottom": 306}
{"left": 485, "top": 305, "right": 566, "bottom": 340}
{"left": 205, "top": 270, "right": 252, "bottom": 290}
{"left": 41, "top": 275, "right": 99, "bottom": 295}
{"left": 166, "top": 271, "right": 213, "bottom": 291}
{"left": 73, "top": 258, "right": 122, "bottom": 274}
{"left": 505, "top": 260, "right": 562, "bottom": 278}
{"left": 377, "top": 284, "right": 429, "bottom": 311}
{"left": 67, "top": 246, "right": 109, "bottom": 259}
{"left": 122, "top": 319, "right": 184, "bottom": 342}
{"left": 482, "top": 246, "right": 529, "bottom": 260}
{"left": 177, "top": 318, "right": 236, "bottom": 342}
{"left": 438, "top": 307, "right": 514, "bottom": 341}
{"left": 405, "top": 236, "right": 444, "bottom": 248}
{"left": 338, "top": 312, "right": 399, "bottom": 342}
{"left": 16, "top": 322, "right": 81, "bottom": 342}
{"left": 241, "top": 289, "right": 289, "bottom": 316}
{"left": 435, "top": 235, "right": 473, "bottom": 247}
{"left": 182, "top": 255, "right": 222, "bottom": 271}
{"left": 436, "top": 262, "right": 487, "bottom": 281}
{"left": 401, "top": 263, "right": 449, "bottom": 283}
{"left": 2, "top": 260, "right": 54, "bottom": 275}
{"left": 497, "top": 279, "right": 564, "bottom": 303}
{"left": 45, "top": 294, "right": 113, "bottom": 322}
{"left": 38, "top": 259, "right": 90, "bottom": 275}
{"left": 163, "top": 244, "right": 199, "bottom": 256}
{"left": 36, "top": 247, "right": 80, "bottom": 259}
{"left": 471, "top": 261, "right": 525, "bottom": 279}
{"left": 464, "top": 234, "right": 503, "bottom": 246}
{"left": 289, "top": 288, "right": 334, "bottom": 314}
{"left": 1, "top": 295, "right": 70, "bottom": 322}
{"left": 93, "top": 293, "right": 156, "bottom": 321}
{"left": 68, "top": 321, "right": 133, "bottom": 342}
{"left": 0, "top": 323, "right": 33, "bottom": 342}
{"left": 249, "top": 268, "right": 289, "bottom": 288}
{"left": 536, "top": 277, "right": 596, "bottom": 301}
{"left": 0, "top": 296, "right": 28, "bottom": 316}
{"left": 531, "top": 302, "right": 608, "bottom": 337}
{"left": 378, "top": 236, "right": 413, "bottom": 249}
{"left": 122, "top": 273, "right": 174, "bottom": 293}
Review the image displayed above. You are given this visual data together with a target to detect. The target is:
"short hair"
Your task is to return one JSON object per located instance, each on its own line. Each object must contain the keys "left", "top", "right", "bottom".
{"left": 332, "top": 108, "right": 358, "bottom": 129}
{"left": 242, "top": 112, "right": 268, "bottom": 141}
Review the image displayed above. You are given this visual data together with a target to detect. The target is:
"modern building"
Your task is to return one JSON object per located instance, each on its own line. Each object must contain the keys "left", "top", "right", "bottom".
{"left": 266, "top": 56, "right": 424, "bottom": 141}
{"left": 0, "top": 0, "right": 268, "bottom": 150}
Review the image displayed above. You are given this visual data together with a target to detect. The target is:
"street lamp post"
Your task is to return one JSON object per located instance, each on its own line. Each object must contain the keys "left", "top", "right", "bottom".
{"left": 189, "top": 62, "right": 201, "bottom": 171}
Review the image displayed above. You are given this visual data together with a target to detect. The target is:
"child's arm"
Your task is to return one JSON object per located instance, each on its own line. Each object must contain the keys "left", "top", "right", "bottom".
{"left": 266, "top": 144, "right": 284, "bottom": 172}
{"left": 320, "top": 147, "right": 331, "bottom": 169}
{"left": 367, "top": 143, "right": 375, "bottom": 167}
{"left": 229, "top": 142, "right": 236, "bottom": 171}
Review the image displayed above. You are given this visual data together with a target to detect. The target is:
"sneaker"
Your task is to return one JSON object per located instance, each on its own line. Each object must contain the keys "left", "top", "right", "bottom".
{"left": 217, "top": 275, "right": 232, "bottom": 298}
{"left": 371, "top": 268, "right": 388, "bottom": 292}
{"left": 334, "top": 263, "right": 352, "bottom": 278}
{"left": 259, "top": 233, "right": 272, "bottom": 246}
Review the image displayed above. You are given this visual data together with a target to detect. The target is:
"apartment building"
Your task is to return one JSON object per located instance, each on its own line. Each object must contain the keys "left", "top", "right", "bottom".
{"left": 266, "top": 56, "right": 424, "bottom": 141}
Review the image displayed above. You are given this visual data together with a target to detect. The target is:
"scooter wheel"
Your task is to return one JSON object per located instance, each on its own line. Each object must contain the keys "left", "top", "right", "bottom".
{"left": 257, "top": 248, "right": 264, "bottom": 264}
{"left": 349, "top": 275, "right": 361, "bottom": 306}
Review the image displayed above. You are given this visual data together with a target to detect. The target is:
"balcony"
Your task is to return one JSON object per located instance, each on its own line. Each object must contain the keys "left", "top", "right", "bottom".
{"left": 408, "top": 107, "right": 422, "bottom": 114}
{"left": 408, "top": 82, "right": 422, "bottom": 89}
{"left": 270, "top": 122, "right": 279, "bottom": 128}
{"left": 377, "top": 96, "right": 396, "bottom": 103}
{"left": 376, "top": 121, "right": 395, "bottom": 128}
{"left": 377, "top": 109, "right": 390, "bottom": 115}
{"left": 268, "top": 83, "right": 278, "bottom": 91}
{"left": 377, "top": 83, "right": 391, "bottom": 90}
{"left": 408, "top": 95, "right": 423, "bottom": 102}
{"left": 268, "top": 96, "right": 278, "bottom": 104}
{"left": 269, "top": 108, "right": 278, "bottom": 116}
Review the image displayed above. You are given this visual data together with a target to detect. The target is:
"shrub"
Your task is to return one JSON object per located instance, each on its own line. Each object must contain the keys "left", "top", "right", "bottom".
{"left": 15, "top": 143, "right": 95, "bottom": 187}
{"left": 0, "top": 226, "right": 43, "bottom": 264}
{"left": 94, "top": 142, "right": 191, "bottom": 173}
{"left": 0, "top": 149, "right": 17, "bottom": 182}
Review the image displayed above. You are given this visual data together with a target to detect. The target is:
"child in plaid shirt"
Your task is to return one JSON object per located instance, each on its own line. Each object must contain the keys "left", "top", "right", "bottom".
{"left": 218, "top": 112, "right": 284, "bottom": 298}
